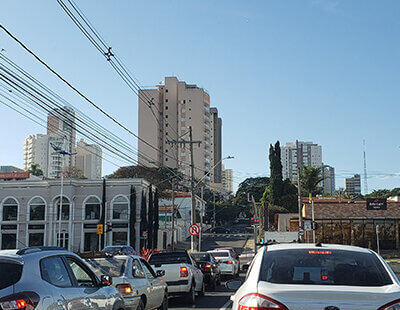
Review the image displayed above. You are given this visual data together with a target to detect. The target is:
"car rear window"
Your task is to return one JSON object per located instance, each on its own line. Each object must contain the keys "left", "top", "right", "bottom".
{"left": 86, "top": 257, "right": 126, "bottom": 277}
{"left": 148, "top": 252, "right": 191, "bottom": 265}
{"left": 191, "top": 253, "right": 210, "bottom": 262}
{"left": 259, "top": 249, "right": 392, "bottom": 286}
{"left": 0, "top": 261, "right": 23, "bottom": 289}
{"left": 209, "top": 251, "right": 229, "bottom": 258}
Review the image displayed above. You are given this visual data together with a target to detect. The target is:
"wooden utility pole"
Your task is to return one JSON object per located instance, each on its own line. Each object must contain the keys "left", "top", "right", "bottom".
{"left": 167, "top": 126, "right": 201, "bottom": 251}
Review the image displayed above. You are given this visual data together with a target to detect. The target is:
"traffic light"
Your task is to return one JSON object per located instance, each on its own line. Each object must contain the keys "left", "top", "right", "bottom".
{"left": 251, "top": 217, "right": 260, "bottom": 225}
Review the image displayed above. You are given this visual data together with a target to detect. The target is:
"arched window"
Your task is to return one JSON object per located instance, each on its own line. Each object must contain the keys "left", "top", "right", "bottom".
{"left": 55, "top": 197, "right": 70, "bottom": 221}
{"left": 2, "top": 198, "right": 18, "bottom": 221}
{"left": 112, "top": 196, "right": 129, "bottom": 220}
{"left": 85, "top": 197, "right": 101, "bottom": 220}
{"left": 29, "top": 197, "right": 45, "bottom": 221}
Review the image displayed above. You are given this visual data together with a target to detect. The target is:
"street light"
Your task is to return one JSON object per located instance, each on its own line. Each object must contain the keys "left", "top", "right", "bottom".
{"left": 195, "top": 156, "right": 234, "bottom": 188}
{"left": 50, "top": 138, "right": 76, "bottom": 248}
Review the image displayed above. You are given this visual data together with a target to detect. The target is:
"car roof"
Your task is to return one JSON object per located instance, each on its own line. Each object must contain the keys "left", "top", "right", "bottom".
{"left": 263, "top": 243, "right": 372, "bottom": 254}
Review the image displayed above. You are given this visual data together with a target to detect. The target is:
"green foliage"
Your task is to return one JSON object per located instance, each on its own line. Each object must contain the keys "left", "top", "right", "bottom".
{"left": 233, "top": 177, "right": 270, "bottom": 207}
{"left": 129, "top": 186, "right": 136, "bottom": 248}
{"left": 300, "top": 166, "right": 324, "bottom": 196}
{"left": 268, "top": 141, "right": 283, "bottom": 205}
{"left": 64, "top": 166, "right": 86, "bottom": 179}
{"left": 365, "top": 188, "right": 400, "bottom": 199}
{"left": 108, "top": 165, "right": 182, "bottom": 192}
{"left": 29, "top": 164, "right": 43, "bottom": 176}
{"left": 280, "top": 179, "right": 298, "bottom": 213}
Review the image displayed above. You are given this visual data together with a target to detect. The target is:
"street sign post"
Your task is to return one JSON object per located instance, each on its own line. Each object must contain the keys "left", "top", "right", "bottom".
{"left": 189, "top": 224, "right": 200, "bottom": 236}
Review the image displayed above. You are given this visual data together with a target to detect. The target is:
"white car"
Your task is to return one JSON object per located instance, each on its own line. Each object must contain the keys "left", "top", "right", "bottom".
{"left": 85, "top": 255, "right": 167, "bottom": 310}
{"left": 230, "top": 243, "right": 400, "bottom": 310}
{"left": 208, "top": 249, "right": 239, "bottom": 278}
{"left": 148, "top": 251, "right": 204, "bottom": 304}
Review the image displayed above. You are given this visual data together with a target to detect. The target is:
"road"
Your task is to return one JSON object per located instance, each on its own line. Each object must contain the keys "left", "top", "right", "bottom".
{"left": 169, "top": 232, "right": 252, "bottom": 310}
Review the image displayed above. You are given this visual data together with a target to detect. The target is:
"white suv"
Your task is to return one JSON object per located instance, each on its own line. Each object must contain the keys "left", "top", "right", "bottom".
{"left": 0, "top": 247, "right": 125, "bottom": 310}
{"left": 230, "top": 243, "right": 400, "bottom": 310}
{"left": 208, "top": 249, "right": 239, "bottom": 278}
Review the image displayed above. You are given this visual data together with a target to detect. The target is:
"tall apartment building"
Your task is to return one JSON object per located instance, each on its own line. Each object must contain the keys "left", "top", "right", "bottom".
{"left": 222, "top": 164, "right": 234, "bottom": 195}
{"left": 76, "top": 139, "right": 102, "bottom": 179}
{"left": 210, "top": 108, "right": 222, "bottom": 187}
{"left": 322, "top": 165, "right": 335, "bottom": 194}
{"left": 47, "top": 106, "right": 76, "bottom": 167}
{"left": 138, "top": 77, "right": 222, "bottom": 186}
{"left": 345, "top": 174, "right": 361, "bottom": 196}
{"left": 281, "top": 141, "right": 322, "bottom": 182}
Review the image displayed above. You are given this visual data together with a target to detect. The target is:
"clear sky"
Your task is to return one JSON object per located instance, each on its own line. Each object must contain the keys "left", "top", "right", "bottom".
{"left": 1, "top": 0, "right": 400, "bottom": 193}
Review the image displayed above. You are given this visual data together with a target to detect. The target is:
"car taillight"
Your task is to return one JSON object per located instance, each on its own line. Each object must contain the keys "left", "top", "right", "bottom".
{"left": 378, "top": 299, "right": 400, "bottom": 310}
{"left": 205, "top": 264, "right": 212, "bottom": 270}
{"left": 226, "top": 260, "right": 233, "bottom": 264}
{"left": 116, "top": 283, "right": 133, "bottom": 295}
{"left": 180, "top": 266, "right": 189, "bottom": 277}
{"left": 238, "top": 293, "right": 288, "bottom": 310}
{"left": 0, "top": 291, "right": 40, "bottom": 310}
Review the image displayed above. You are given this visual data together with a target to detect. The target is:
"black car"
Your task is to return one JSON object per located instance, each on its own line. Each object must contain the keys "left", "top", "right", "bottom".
{"left": 190, "top": 252, "right": 221, "bottom": 290}
{"left": 211, "top": 226, "right": 230, "bottom": 234}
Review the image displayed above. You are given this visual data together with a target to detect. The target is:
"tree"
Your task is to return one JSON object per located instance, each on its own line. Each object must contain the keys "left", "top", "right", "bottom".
{"left": 140, "top": 190, "right": 148, "bottom": 249}
{"left": 29, "top": 164, "right": 43, "bottom": 176}
{"left": 300, "top": 166, "right": 324, "bottom": 197}
{"left": 129, "top": 186, "right": 136, "bottom": 249}
{"left": 64, "top": 166, "right": 86, "bottom": 179}
{"left": 268, "top": 141, "right": 283, "bottom": 205}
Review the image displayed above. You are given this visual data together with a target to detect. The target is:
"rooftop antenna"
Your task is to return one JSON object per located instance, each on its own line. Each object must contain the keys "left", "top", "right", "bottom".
{"left": 363, "top": 139, "right": 368, "bottom": 195}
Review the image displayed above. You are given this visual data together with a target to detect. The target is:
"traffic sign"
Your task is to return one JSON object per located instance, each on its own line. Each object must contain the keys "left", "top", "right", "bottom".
{"left": 304, "top": 220, "right": 312, "bottom": 231}
{"left": 97, "top": 224, "right": 103, "bottom": 235}
{"left": 189, "top": 224, "right": 200, "bottom": 236}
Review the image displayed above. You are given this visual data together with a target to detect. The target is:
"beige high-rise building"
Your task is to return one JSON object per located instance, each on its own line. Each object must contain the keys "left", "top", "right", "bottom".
{"left": 222, "top": 164, "right": 234, "bottom": 195}
{"left": 138, "top": 77, "right": 222, "bottom": 186}
{"left": 23, "top": 134, "right": 49, "bottom": 176}
{"left": 76, "top": 139, "right": 102, "bottom": 179}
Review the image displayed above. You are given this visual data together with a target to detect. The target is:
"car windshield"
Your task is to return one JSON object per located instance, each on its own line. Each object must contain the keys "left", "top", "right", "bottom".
{"left": 191, "top": 253, "right": 210, "bottom": 262}
{"left": 149, "top": 252, "right": 191, "bottom": 265}
{"left": 103, "top": 246, "right": 131, "bottom": 253}
{"left": 209, "top": 251, "right": 229, "bottom": 258}
{"left": 260, "top": 249, "right": 392, "bottom": 286}
{"left": 85, "top": 257, "right": 126, "bottom": 277}
{"left": 0, "top": 261, "right": 23, "bottom": 289}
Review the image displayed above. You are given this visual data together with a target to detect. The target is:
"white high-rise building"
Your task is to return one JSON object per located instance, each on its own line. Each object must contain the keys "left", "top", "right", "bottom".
{"left": 76, "top": 139, "right": 102, "bottom": 179}
{"left": 138, "top": 77, "right": 222, "bottom": 187}
{"left": 281, "top": 141, "right": 322, "bottom": 182}
{"left": 322, "top": 165, "right": 335, "bottom": 194}
{"left": 222, "top": 164, "right": 234, "bottom": 195}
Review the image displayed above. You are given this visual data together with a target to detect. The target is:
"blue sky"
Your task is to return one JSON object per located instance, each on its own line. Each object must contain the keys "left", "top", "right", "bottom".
{"left": 0, "top": 0, "right": 400, "bottom": 193}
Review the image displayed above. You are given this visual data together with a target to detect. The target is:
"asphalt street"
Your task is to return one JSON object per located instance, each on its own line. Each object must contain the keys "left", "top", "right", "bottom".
{"left": 169, "top": 232, "right": 251, "bottom": 310}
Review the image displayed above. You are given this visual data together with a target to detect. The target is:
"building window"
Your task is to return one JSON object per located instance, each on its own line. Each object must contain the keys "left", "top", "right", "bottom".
{"left": 84, "top": 232, "right": 98, "bottom": 251}
{"left": 165, "top": 158, "right": 168, "bottom": 161}
{"left": 165, "top": 106, "right": 168, "bottom": 110}
{"left": 112, "top": 196, "right": 129, "bottom": 220}
{"left": 29, "top": 197, "right": 45, "bottom": 221}
{"left": 2, "top": 198, "right": 18, "bottom": 221}
{"left": 56, "top": 197, "right": 70, "bottom": 221}
{"left": 113, "top": 231, "right": 128, "bottom": 245}
{"left": 85, "top": 197, "right": 101, "bottom": 220}
{"left": 29, "top": 233, "right": 44, "bottom": 247}
{"left": 1, "top": 234, "right": 16, "bottom": 249}
{"left": 165, "top": 89, "right": 168, "bottom": 93}
{"left": 165, "top": 99, "right": 168, "bottom": 103}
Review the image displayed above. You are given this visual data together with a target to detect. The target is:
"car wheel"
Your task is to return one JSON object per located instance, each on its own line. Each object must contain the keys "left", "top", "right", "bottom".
{"left": 137, "top": 299, "right": 145, "bottom": 310}
{"left": 185, "top": 283, "right": 196, "bottom": 304}
{"left": 198, "top": 281, "right": 205, "bottom": 297}
{"left": 157, "top": 293, "right": 168, "bottom": 310}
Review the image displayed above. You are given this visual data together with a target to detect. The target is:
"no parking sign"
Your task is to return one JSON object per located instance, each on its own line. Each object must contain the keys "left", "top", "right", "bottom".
{"left": 189, "top": 224, "right": 200, "bottom": 236}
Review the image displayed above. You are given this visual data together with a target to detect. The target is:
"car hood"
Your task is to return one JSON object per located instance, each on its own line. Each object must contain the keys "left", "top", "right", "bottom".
{"left": 257, "top": 281, "right": 400, "bottom": 310}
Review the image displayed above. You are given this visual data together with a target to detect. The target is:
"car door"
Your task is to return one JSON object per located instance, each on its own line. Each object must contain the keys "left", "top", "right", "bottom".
{"left": 140, "top": 258, "right": 164, "bottom": 309}
{"left": 130, "top": 258, "right": 150, "bottom": 301}
{"left": 40, "top": 255, "right": 79, "bottom": 310}
{"left": 64, "top": 255, "right": 109, "bottom": 310}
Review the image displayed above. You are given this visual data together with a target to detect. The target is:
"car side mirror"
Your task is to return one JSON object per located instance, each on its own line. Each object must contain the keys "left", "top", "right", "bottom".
{"left": 101, "top": 275, "right": 112, "bottom": 286}
{"left": 226, "top": 279, "right": 242, "bottom": 291}
{"left": 156, "top": 270, "right": 165, "bottom": 277}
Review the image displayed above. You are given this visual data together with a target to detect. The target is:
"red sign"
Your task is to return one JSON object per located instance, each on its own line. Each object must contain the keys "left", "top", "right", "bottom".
{"left": 189, "top": 224, "right": 200, "bottom": 236}
{"left": 0, "top": 172, "right": 30, "bottom": 180}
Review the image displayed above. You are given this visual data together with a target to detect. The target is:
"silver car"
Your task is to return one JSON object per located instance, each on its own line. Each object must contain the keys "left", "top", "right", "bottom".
{"left": 0, "top": 247, "right": 125, "bottom": 310}
{"left": 85, "top": 255, "right": 168, "bottom": 310}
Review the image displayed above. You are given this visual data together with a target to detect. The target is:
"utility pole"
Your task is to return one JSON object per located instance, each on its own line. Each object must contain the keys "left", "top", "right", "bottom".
{"left": 189, "top": 127, "right": 196, "bottom": 251}
{"left": 213, "top": 192, "right": 216, "bottom": 228}
{"left": 171, "top": 180, "right": 175, "bottom": 251}
{"left": 167, "top": 126, "right": 201, "bottom": 251}
{"left": 297, "top": 166, "right": 303, "bottom": 240}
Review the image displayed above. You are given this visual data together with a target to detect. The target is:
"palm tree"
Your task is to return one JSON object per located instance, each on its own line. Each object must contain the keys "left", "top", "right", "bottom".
{"left": 29, "top": 164, "right": 43, "bottom": 176}
{"left": 300, "top": 166, "right": 324, "bottom": 197}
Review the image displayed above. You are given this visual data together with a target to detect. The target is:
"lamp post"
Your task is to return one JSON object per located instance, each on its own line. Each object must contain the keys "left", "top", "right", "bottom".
{"left": 194, "top": 156, "right": 234, "bottom": 189}
{"left": 50, "top": 138, "right": 76, "bottom": 248}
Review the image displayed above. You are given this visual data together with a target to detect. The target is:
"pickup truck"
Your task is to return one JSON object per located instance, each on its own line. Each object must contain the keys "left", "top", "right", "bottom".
{"left": 148, "top": 251, "right": 204, "bottom": 304}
